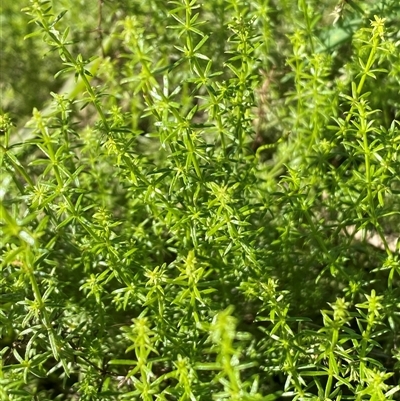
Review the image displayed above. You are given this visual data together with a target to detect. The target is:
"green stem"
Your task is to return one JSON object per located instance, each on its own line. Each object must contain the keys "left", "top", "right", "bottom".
{"left": 24, "top": 248, "right": 61, "bottom": 361}
{"left": 299, "top": 0, "right": 315, "bottom": 54}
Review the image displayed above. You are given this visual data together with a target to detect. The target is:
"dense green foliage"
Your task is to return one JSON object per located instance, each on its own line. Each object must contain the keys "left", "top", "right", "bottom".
{"left": 1, "top": 0, "right": 400, "bottom": 399}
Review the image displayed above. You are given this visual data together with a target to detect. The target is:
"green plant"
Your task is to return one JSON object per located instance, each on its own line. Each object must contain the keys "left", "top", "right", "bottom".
{"left": 1, "top": 0, "right": 400, "bottom": 400}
